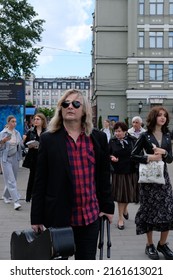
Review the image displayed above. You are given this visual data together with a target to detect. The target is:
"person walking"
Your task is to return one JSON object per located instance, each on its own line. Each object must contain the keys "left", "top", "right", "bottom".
{"left": 101, "top": 119, "right": 112, "bottom": 142}
{"left": 23, "top": 113, "right": 47, "bottom": 202}
{"left": 0, "top": 115, "right": 24, "bottom": 210}
{"left": 31, "top": 89, "right": 114, "bottom": 260}
{"left": 109, "top": 122, "right": 138, "bottom": 230}
{"left": 131, "top": 106, "right": 173, "bottom": 260}
{"left": 128, "top": 116, "right": 146, "bottom": 139}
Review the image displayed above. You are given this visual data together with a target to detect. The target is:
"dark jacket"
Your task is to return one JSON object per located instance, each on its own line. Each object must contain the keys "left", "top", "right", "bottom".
{"left": 23, "top": 127, "right": 46, "bottom": 168}
{"left": 109, "top": 133, "right": 137, "bottom": 174}
{"left": 31, "top": 127, "right": 114, "bottom": 228}
{"left": 131, "top": 131, "right": 172, "bottom": 164}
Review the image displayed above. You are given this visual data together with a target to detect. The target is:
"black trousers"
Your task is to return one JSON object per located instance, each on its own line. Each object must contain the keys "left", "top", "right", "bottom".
{"left": 26, "top": 165, "right": 36, "bottom": 202}
{"left": 72, "top": 218, "right": 100, "bottom": 260}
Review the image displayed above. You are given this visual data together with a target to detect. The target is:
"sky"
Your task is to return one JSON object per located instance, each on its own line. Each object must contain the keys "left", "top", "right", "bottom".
{"left": 28, "top": 0, "right": 95, "bottom": 78}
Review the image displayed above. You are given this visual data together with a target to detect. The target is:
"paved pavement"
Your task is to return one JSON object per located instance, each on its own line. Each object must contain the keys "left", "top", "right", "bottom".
{"left": 0, "top": 162, "right": 173, "bottom": 260}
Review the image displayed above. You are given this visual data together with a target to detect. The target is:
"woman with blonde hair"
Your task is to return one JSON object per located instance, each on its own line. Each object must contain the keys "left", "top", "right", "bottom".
{"left": 0, "top": 115, "right": 24, "bottom": 210}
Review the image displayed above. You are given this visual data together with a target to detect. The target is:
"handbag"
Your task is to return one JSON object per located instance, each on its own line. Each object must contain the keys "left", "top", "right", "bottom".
{"left": 10, "top": 227, "right": 75, "bottom": 260}
{"left": 138, "top": 160, "right": 165, "bottom": 184}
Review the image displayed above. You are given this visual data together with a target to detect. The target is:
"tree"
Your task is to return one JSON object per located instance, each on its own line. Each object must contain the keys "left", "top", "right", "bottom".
{"left": 38, "top": 107, "right": 55, "bottom": 120}
{"left": 0, "top": 0, "right": 45, "bottom": 79}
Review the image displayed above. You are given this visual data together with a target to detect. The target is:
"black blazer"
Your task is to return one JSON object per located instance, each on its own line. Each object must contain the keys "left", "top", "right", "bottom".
{"left": 109, "top": 134, "right": 137, "bottom": 174}
{"left": 131, "top": 131, "right": 172, "bottom": 164}
{"left": 31, "top": 127, "right": 114, "bottom": 228}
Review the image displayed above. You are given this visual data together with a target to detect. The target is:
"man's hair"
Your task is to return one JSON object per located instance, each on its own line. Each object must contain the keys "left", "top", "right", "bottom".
{"left": 48, "top": 89, "right": 93, "bottom": 136}
{"left": 132, "top": 116, "right": 143, "bottom": 124}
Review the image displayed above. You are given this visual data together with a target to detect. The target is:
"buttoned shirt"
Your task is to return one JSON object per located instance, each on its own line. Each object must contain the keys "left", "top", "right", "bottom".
{"left": 66, "top": 131, "right": 99, "bottom": 226}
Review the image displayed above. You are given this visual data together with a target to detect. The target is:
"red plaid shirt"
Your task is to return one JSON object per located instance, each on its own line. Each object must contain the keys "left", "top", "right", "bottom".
{"left": 66, "top": 131, "right": 99, "bottom": 226}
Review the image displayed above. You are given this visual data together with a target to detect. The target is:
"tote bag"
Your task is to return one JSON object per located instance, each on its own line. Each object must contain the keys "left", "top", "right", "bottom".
{"left": 138, "top": 160, "right": 165, "bottom": 184}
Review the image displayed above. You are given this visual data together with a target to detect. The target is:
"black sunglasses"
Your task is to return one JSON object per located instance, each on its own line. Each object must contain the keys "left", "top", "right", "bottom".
{"left": 61, "top": 100, "right": 81, "bottom": 109}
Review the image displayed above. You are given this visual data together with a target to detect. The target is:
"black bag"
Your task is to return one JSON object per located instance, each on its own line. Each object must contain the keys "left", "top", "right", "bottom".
{"left": 10, "top": 227, "right": 75, "bottom": 260}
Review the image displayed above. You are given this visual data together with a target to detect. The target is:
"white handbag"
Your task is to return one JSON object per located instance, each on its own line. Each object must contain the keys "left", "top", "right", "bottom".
{"left": 138, "top": 160, "right": 165, "bottom": 184}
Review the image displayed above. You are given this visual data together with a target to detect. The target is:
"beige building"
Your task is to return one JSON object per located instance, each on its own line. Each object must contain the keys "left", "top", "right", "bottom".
{"left": 91, "top": 0, "right": 173, "bottom": 128}
{"left": 25, "top": 76, "right": 90, "bottom": 109}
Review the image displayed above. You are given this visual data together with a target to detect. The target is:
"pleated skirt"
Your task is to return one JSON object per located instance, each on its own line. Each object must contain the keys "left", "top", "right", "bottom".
{"left": 111, "top": 172, "right": 139, "bottom": 203}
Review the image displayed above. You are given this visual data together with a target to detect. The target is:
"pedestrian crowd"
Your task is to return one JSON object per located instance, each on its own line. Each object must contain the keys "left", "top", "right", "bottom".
{"left": 0, "top": 89, "right": 173, "bottom": 260}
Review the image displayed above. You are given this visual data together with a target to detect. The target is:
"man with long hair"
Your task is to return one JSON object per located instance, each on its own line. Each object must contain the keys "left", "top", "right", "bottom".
{"left": 31, "top": 89, "right": 114, "bottom": 260}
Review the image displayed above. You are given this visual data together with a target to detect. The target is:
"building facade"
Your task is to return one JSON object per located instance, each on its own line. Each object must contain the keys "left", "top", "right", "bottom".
{"left": 91, "top": 0, "right": 173, "bottom": 128}
{"left": 25, "top": 76, "right": 90, "bottom": 108}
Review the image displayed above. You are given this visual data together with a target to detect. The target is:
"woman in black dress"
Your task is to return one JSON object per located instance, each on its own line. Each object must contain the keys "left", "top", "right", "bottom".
{"left": 131, "top": 106, "right": 173, "bottom": 260}
{"left": 23, "top": 113, "right": 47, "bottom": 202}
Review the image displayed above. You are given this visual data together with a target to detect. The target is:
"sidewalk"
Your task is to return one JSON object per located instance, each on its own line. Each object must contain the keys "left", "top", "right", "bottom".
{"left": 0, "top": 163, "right": 173, "bottom": 260}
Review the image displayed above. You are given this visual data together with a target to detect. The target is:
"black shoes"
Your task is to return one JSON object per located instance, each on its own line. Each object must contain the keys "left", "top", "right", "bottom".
{"left": 157, "top": 242, "right": 173, "bottom": 260}
{"left": 145, "top": 244, "right": 160, "bottom": 260}
{"left": 145, "top": 242, "right": 173, "bottom": 260}
{"left": 117, "top": 223, "right": 124, "bottom": 230}
{"left": 123, "top": 212, "right": 129, "bottom": 220}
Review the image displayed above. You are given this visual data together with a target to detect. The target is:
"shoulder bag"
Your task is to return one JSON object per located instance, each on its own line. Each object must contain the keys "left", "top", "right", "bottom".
{"left": 138, "top": 160, "right": 165, "bottom": 184}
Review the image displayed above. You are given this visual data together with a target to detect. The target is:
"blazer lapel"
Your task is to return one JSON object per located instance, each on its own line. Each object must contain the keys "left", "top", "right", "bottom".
{"left": 56, "top": 128, "right": 73, "bottom": 181}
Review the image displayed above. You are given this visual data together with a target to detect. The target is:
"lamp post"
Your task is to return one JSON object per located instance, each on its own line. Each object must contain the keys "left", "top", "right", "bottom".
{"left": 138, "top": 101, "right": 143, "bottom": 114}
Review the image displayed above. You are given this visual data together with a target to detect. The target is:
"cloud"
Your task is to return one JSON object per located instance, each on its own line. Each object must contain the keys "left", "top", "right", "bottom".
{"left": 28, "top": 0, "right": 94, "bottom": 67}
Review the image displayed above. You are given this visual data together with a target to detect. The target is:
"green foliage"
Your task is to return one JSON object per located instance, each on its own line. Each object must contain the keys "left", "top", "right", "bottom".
{"left": 38, "top": 107, "right": 55, "bottom": 119}
{"left": 98, "top": 115, "right": 103, "bottom": 130}
{"left": 25, "top": 101, "right": 34, "bottom": 107}
{"left": 0, "top": 0, "right": 45, "bottom": 79}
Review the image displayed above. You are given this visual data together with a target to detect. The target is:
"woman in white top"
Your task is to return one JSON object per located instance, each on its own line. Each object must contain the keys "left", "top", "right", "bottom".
{"left": 0, "top": 115, "right": 24, "bottom": 210}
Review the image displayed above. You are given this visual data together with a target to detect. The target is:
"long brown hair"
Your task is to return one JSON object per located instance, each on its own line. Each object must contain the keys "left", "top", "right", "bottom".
{"left": 34, "top": 113, "right": 47, "bottom": 129}
{"left": 146, "top": 106, "right": 169, "bottom": 133}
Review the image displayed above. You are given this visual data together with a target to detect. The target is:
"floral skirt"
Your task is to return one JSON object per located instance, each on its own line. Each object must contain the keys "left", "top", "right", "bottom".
{"left": 135, "top": 166, "right": 173, "bottom": 234}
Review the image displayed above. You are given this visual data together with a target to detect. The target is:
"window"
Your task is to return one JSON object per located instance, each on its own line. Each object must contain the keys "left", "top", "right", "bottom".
{"left": 53, "top": 82, "right": 57, "bottom": 89}
{"left": 169, "top": 32, "right": 173, "bottom": 48}
{"left": 139, "top": 0, "right": 144, "bottom": 15}
{"left": 80, "top": 83, "right": 85, "bottom": 90}
{"left": 43, "top": 82, "right": 48, "bottom": 89}
{"left": 150, "top": 0, "right": 163, "bottom": 15}
{"left": 149, "top": 64, "right": 163, "bottom": 81}
{"left": 71, "top": 82, "right": 76, "bottom": 89}
{"left": 138, "top": 64, "right": 144, "bottom": 81}
{"left": 149, "top": 32, "right": 163, "bottom": 48}
{"left": 34, "top": 82, "right": 39, "bottom": 89}
{"left": 169, "top": 64, "right": 173, "bottom": 81}
{"left": 170, "top": 0, "right": 173, "bottom": 14}
{"left": 139, "top": 31, "right": 144, "bottom": 48}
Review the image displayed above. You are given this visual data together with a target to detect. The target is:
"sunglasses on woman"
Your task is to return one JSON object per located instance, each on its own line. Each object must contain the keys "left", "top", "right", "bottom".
{"left": 61, "top": 100, "right": 82, "bottom": 109}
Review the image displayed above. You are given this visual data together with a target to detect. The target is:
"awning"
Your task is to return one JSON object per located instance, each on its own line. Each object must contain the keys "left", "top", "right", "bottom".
{"left": 25, "top": 107, "right": 36, "bottom": 115}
